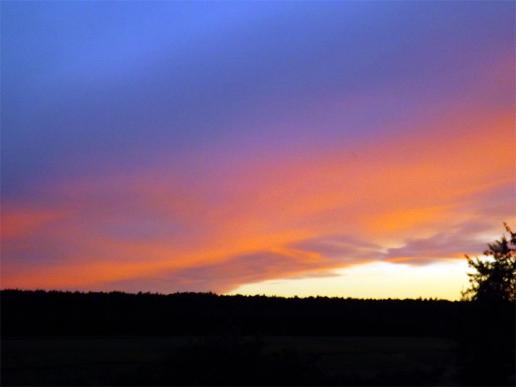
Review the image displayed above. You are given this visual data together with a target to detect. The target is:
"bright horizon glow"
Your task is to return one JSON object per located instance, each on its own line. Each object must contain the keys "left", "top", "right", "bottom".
{"left": 227, "top": 260, "right": 471, "bottom": 300}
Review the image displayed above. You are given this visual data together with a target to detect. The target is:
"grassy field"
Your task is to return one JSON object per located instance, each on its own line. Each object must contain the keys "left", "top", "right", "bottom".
{"left": 2, "top": 336, "right": 458, "bottom": 385}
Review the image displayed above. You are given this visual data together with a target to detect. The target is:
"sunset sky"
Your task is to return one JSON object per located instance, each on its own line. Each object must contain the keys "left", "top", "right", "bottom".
{"left": 1, "top": 1, "right": 514, "bottom": 299}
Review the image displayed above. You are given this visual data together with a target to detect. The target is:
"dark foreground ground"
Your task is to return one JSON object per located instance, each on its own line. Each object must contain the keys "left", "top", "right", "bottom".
{"left": 3, "top": 336, "right": 457, "bottom": 386}
{"left": 1, "top": 290, "right": 514, "bottom": 386}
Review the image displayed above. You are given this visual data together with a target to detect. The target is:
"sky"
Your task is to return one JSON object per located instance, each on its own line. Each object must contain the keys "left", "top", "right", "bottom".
{"left": 1, "top": 1, "right": 514, "bottom": 300}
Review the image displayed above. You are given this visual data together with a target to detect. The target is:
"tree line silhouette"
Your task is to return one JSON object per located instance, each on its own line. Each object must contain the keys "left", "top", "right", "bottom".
{"left": 0, "top": 290, "right": 485, "bottom": 337}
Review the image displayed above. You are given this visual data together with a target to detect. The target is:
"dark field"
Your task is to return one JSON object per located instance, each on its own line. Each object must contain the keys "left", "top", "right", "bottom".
{"left": 1, "top": 290, "right": 514, "bottom": 386}
{"left": 2, "top": 336, "right": 457, "bottom": 385}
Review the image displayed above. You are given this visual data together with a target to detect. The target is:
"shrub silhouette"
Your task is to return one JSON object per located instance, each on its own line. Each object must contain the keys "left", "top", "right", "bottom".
{"left": 462, "top": 223, "right": 516, "bottom": 302}
{"left": 457, "top": 223, "right": 516, "bottom": 386}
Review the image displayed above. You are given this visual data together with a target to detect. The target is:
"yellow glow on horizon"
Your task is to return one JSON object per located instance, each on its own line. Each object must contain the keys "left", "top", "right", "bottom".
{"left": 227, "top": 260, "right": 471, "bottom": 300}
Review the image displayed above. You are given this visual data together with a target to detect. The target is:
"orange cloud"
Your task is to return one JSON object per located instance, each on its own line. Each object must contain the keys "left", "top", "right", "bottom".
{"left": 1, "top": 94, "right": 513, "bottom": 293}
{"left": 1, "top": 208, "right": 67, "bottom": 241}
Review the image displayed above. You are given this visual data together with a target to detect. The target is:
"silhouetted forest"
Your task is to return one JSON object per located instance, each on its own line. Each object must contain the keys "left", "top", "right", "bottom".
{"left": 1, "top": 290, "right": 514, "bottom": 386}
{"left": 1, "top": 290, "right": 470, "bottom": 337}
